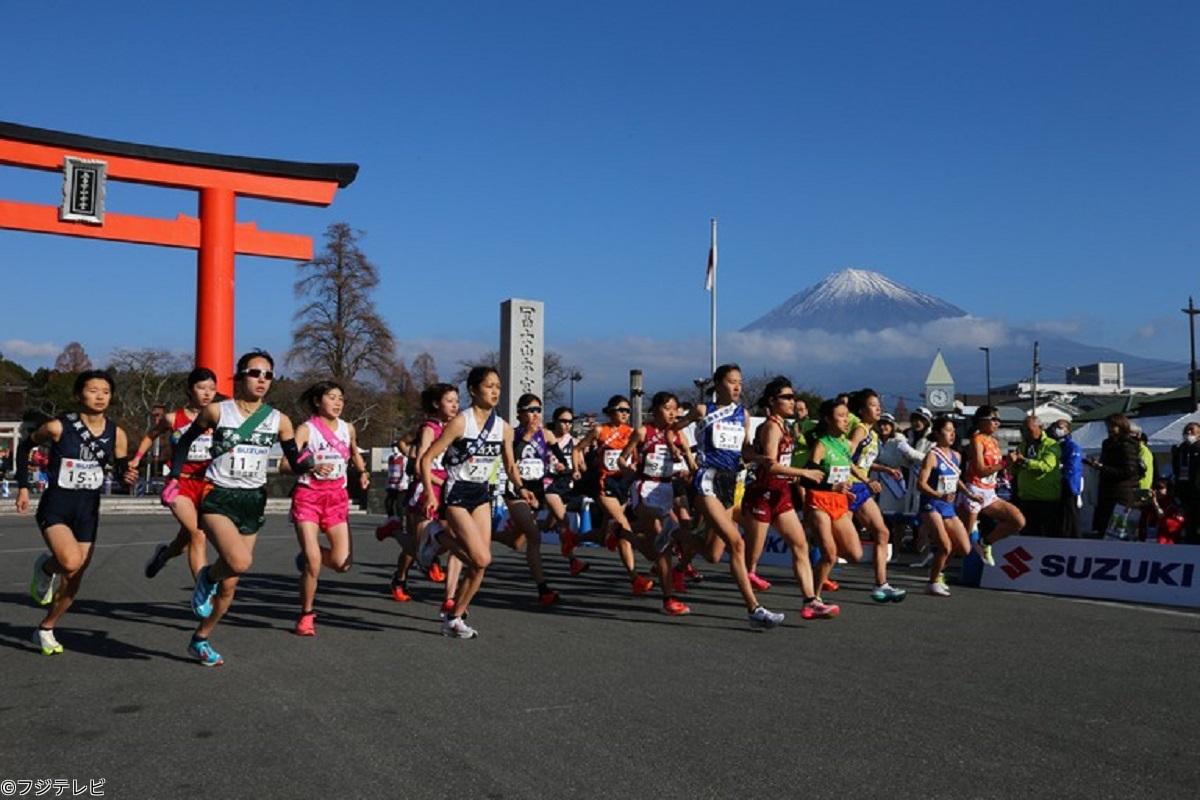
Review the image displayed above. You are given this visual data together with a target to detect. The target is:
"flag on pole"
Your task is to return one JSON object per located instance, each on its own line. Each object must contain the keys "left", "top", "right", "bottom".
{"left": 705, "top": 220, "right": 717, "bottom": 291}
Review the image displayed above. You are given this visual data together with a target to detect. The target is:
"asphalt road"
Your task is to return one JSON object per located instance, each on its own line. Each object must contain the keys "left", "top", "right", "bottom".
{"left": 1, "top": 514, "right": 1197, "bottom": 800}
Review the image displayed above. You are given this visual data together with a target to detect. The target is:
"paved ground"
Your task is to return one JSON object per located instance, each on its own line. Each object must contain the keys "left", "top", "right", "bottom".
{"left": 1, "top": 514, "right": 1197, "bottom": 800}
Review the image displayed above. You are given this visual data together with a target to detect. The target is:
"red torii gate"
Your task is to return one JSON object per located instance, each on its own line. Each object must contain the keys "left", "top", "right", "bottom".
{"left": 0, "top": 121, "right": 357, "bottom": 394}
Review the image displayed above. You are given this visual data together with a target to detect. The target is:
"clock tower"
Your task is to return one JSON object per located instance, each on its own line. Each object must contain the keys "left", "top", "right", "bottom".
{"left": 924, "top": 351, "right": 956, "bottom": 413}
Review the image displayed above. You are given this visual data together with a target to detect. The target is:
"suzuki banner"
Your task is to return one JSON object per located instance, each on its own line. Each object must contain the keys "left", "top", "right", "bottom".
{"left": 980, "top": 537, "right": 1200, "bottom": 608}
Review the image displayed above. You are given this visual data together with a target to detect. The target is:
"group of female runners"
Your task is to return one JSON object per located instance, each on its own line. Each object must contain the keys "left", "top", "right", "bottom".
{"left": 14, "top": 356, "right": 1023, "bottom": 664}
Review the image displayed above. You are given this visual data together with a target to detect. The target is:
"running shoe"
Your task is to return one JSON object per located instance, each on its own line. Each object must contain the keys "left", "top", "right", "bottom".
{"left": 604, "top": 531, "right": 618, "bottom": 551}
{"left": 390, "top": 577, "right": 412, "bottom": 602}
{"left": 32, "top": 627, "right": 64, "bottom": 656}
{"left": 926, "top": 581, "right": 951, "bottom": 597}
{"left": 800, "top": 599, "right": 840, "bottom": 620}
{"left": 191, "top": 567, "right": 219, "bottom": 619}
{"left": 684, "top": 564, "right": 704, "bottom": 583}
{"left": 441, "top": 616, "right": 478, "bottom": 639}
{"left": 144, "top": 544, "right": 170, "bottom": 579}
{"left": 29, "top": 553, "right": 56, "bottom": 606}
{"left": 870, "top": 583, "right": 907, "bottom": 603}
{"left": 911, "top": 551, "right": 935, "bottom": 569}
{"left": 187, "top": 637, "right": 224, "bottom": 667}
{"left": 821, "top": 578, "right": 840, "bottom": 593}
{"left": 671, "top": 567, "right": 689, "bottom": 594}
{"left": 559, "top": 529, "right": 578, "bottom": 557}
{"left": 428, "top": 561, "right": 446, "bottom": 584}
{"left": 935, "top": 572, "right": 949, "bottom": 588}
{"left": 439, "top": 598, "right": 456, "bottom": 619}
{"left": 294, "top": 611, "right": 316, "bottom": 636}
{"left": 748, "top": 571, "right": 772, "bottom": 592}
{"left": 375, "top": 518, "right": 401, "bottom": 542}
{"left": 976, "top": 542, "right": 995, "bottom": 567}
{"left": 539, "top": 588, "right": 560, "bottom": 607}
{"left": 748, "top": 605, "right": 785, "bottom": 630}
{"left": 569, "top": 557, "right": 590, "bottom": 577}
{"left": 631, "top": 574, "right": 655, "bottom": 595}
{"left": 662, "top": 597, "right": 691, "bottom": 616}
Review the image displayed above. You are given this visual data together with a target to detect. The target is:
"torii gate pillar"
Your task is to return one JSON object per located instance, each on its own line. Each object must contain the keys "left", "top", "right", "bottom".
{"left": 197, "top": 188, "right": 237, "bottom": 387}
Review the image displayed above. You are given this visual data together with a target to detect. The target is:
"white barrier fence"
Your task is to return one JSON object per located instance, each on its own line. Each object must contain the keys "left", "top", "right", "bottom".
{"left": 979, "top": 536, "right": 1200, "bottom": 608}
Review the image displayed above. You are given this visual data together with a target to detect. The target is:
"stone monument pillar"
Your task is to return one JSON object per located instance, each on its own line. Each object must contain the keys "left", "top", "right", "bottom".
{"left": 500, "top": 298, "right": 544, "bottom": 424}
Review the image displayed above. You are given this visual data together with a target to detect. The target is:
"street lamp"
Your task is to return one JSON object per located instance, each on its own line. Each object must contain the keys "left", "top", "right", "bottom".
{"left": 569, "top": 371, "right": 582, "bottom": 409}
{"left": 979, "top": 346, "right": 992, "bottom": 408}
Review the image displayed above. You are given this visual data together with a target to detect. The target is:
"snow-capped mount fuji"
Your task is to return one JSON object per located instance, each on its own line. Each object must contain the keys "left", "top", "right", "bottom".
{"left": 742, "top": 268, "right": 967, "bottom": 332}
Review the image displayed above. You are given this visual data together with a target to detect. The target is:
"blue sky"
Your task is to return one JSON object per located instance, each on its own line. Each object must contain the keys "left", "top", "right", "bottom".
{"left": 1, "top": 2, "right": 1197, "bottom": 405}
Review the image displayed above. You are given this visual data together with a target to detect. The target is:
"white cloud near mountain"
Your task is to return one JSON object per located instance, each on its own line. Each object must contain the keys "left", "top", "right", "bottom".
{"left": 1, "top": 339, "right": 60, "bottom": 361}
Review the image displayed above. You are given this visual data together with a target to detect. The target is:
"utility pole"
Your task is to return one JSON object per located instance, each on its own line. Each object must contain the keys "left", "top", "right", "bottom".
{"left": 630, "top": 369, "right": 644, "bottom": 429}
{"left": 980, "top": 346, "right": 992, "bottom": 408}
{"left": 1184, "top": 297, "right": 1199, "bottom": 411}
{"left": 1031, "top": 341, "right": 1040, "bottom": 415}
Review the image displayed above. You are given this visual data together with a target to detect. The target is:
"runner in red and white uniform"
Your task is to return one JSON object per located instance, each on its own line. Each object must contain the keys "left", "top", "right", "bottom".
{"left": 958, "top": 405, "right": 1025, "bottom": 565}
{"left": 618, "top": 391, "right": 697, "bottom": 616}
{"left": 384, "top": 435, "right": 413, "bottom": 519}
{"left": 741, "top": 377, "right": 838, "bottom": 620}
{"left": 135, "top": 368, "right": 218, "bottom": 581}
{"left": 287, "top": 380, "right": 370, "bottom": 636}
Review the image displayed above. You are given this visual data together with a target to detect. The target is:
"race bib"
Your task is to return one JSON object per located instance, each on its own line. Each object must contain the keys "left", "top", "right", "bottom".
{"left": 228, "top": 444, "right": 269, "bottom": 480}
{"left": 58, "top": 458, "right": 103, "bottom": 490}
{"left": 643, "top": 447, "right": 675, "bottom": 478}
{"left": 828, "top": 465, "right": 851, "bottom": 485}
{"left": 937, "top": 475, "right": 958, "bottom": 495}
{"left": 463, "top": 456, "right": 496, "bottom": 483}
{"left": 518, "top": 459, "right": 545, "bottom": 480}
{"left": 713, "top": 421, "right": 745, "bottom": 452}
{"left": 187, "top": 433, "right": 213, "bottom": 462}
{"left": 313, "top": 450, "right": 346, "bottom": 481}
{"left": 858, "top": 451, "right": 878, "bottom": 471}
{"left": 979, "top": 472, "right": 997, "bottom": 487}
{"left": 603, "top": 449, "right": 622, "bottom": 472}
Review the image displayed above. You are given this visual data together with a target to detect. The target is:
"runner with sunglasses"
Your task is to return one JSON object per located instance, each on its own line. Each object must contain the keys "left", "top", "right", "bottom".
{"left": 619, "top": 391, "right": 696, "bottom": 616}
{"left": 742, "top": 378, "right": 839, "bottom": 619}
{"left": 16, "top": 370, "right": 131, "bottom": 656}
{"left": 916, "top": 415, "right": 972, "bottom": 596}
{"left": 545, "top": 406, "right": 589, "bottom": 577}
{"left": 419, "top": 366, "right": 532, "bottom": 639}
{"left": 287, "top": 380, "right": 370, "bottom": 636}
{"left": 495, "top": 393, "right": 563, "bottom": 607}
{"left": 133, "top": 367, "right": 218, "bottom": 581}
{"left": 847, "top": 388, "right": 906, "bottom": 603}
{"left": 958, "top": 405, "right": 1025, "bottom": 565}
{"left": 577, "top": 396, "right": 654, "bottom": 595}
{"left": 677, "top": 364, "right": 785, "bottom": 630}
{"left": 167, "top": 351, "right": 310, "bottom": 666}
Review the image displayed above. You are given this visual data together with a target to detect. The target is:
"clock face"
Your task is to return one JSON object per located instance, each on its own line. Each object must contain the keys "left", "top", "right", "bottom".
{"left": 928, "top": 388, "right": 950, "bottom": 408}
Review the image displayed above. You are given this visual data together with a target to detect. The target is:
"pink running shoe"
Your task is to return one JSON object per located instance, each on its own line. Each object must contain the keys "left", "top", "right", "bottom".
{"left": 294, "top": 611, "right": 317, "bottom": 636}
{"left": 800, "top": 599, "right": 840, "bottom": 620}
{"left": 748, "top": 571, "right": 772, "bottom": 592}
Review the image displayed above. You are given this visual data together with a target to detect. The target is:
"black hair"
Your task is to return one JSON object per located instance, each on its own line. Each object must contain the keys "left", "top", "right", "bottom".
{"left": 973, "top": 405, "right": 999, "bottom": 431}
{"left": 236, "top": 350, "right": 274, "bottom": 376}
{"left": 929, "top": 414, "right": 956, "bottom": 442}
{"left": 421, "top": 383, "right": 457, "bottom": 415}
{"left": 300, "top": 380, "right": 345, "bottom": 413}
{"left": 756, "top": 376, "right": 793, "bottom": 412}
{"left": 713, "top": 363, "right": 741, "bottom": 386}
{"left": 814, "top": 397, "right": 848, "bottom": 438}
{"left": 517, "top": 393, "right": 542, "bottom": 410}
{"left": 850, "top": 388, "right": 879, "bottom": 416}
{"left": 186, "top": 367, "right": 218, "bottom": 391}
{"left": 650, "top": 391, "right": 679, "bottom": 413}
{"left": 73, "top": 369, "right": 114, "bottom": 397}
{"left": 466, "top": 366, "right": 499, "bottom": 393}
{"left": 604, "top": 394, "right": 630, "bottom": 413}
{"left": 551, "top": 406, "right": 574, "bottom": 423}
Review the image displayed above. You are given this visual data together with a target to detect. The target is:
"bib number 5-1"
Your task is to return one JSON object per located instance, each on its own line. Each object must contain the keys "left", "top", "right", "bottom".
{"left": 59, "top": 459, "right": 103, "bottom": 490}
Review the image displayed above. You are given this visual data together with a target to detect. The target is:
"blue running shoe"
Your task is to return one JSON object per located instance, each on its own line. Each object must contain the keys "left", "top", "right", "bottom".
{"left": 188, "top": 637, "right": 223, "bottom": 667}
{"left": 870, "top": 583, "right": 908, "bottom": 603}
{"left": 191, "top": 567, "right": 219, "bottom": 619}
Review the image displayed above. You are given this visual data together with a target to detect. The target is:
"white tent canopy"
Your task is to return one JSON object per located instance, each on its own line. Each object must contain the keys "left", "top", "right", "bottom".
{"left": 1072, "top": 411, "right": 1200, "bottom": 453}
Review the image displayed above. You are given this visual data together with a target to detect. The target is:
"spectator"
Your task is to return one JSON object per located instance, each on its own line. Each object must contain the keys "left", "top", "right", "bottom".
{"left": 1139, "top": 478, "right": 1185, "bottom": 544}
{"left": 874, "top": 412, "right": 927, "bottom": 545}
{"left": 1135, "top": 429, "right": 1154, "bottom": 494}
{"left": 1049, "top": 419, "right": 1084, "bottom": 538}
{"left": 901, "top": 407, "right": 937, "bottom": 564}
{"left": 1086, "top": 413, "right": 1143, "bottom": 536}
{"left": 1170, "top": 422, "right": 1200, "bottom": 544}
{"left": 1011, "top": 415, "right": 1062, "bottom": 536}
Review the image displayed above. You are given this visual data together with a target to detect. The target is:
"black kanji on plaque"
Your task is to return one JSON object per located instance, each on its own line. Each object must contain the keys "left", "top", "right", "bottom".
{"left": 60, "top": 157, "right": 107, "bottom": 224}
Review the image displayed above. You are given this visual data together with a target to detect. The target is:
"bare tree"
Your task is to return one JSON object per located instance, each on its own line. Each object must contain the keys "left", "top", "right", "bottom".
{"left": 106, "top": 348, "right": 191, "bottom": 428}
{"left": 451, "top": 350, "right": 581, "bottom": 403}
{"left": 287, "top": 223, "right": 397, "bottom": 385}
{"left": 410, "top": 352, "right": 439, "bottom": 391}
{"left": 53, "top": 342, "right": 92, "bottom": 373}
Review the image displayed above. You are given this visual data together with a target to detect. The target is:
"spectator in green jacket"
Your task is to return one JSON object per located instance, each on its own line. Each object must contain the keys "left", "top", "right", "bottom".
{"left": 1011, "top": 415, "right": 1062, "bottom": 536}
{"left": 1135, "top": 430, "right": 1154, "bottom": 493}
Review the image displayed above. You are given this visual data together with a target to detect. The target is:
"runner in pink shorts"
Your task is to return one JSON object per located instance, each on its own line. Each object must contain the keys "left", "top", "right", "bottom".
{"left": 287, "top": 381, "right": 370, "bottom": 636}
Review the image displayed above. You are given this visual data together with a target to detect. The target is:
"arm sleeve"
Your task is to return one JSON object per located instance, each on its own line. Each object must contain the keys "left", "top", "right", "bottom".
{"left": 280, "top": 438, "right": 312, "bottom": 475}
{"left": 168, "top": 421, "right": 206, "bottom": 479}
{"left": 15, "top": 437, "right": 34, "bottom": 489}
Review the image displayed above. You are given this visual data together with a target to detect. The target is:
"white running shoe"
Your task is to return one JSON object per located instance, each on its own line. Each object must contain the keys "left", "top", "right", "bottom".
{"left": 32, "top": 627, "right": 64, "bottom": 655}
{"left": 748, "top": 605, "right": 785, "bottom": 630}
{"left": 926, "top": 581, "right": 951, "bottom": 597}
{"left": 910, "top": 551, "right": 935, "bottom": 569}
{"left": 30, "top": 553, "right": 57, "bottom": 606}
{"left": 975, "top": 541, "right": 995, "bottom": 567}
{"left": 441, "top": 616, "right": 478, "bottom": 639}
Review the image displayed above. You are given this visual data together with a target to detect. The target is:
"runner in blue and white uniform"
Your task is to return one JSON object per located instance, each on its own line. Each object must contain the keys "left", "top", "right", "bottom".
{"left": 915, "top": 415, "right": 972, "bottom": 597}
{"left": 676, "top": 364, "right": 785, "bottom": 630}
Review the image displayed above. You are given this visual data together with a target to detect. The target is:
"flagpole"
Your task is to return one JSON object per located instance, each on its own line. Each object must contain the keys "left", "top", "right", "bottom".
{"left": 709, "top": 217, "right": 717, "bottom": 376}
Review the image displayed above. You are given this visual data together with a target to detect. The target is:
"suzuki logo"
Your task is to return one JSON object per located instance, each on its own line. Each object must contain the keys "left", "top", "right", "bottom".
{"left": 1001, "top": 546, "right": 1033, "bottom": 580}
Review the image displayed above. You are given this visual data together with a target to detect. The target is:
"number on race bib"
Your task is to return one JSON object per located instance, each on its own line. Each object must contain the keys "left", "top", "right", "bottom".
{"left": 518, "top": 459, "right": 545, "bottom": 480}
{"left": 828, "top": 465, "right": 852, "bottom": 485}
{"left": 228, "top": 445, "right": 268, "bottom": 479}
{"left": 464, "top": 457, "right": 495, "bottom": 482}
{"left": 603, "top": 450, "right": 622, "bottom": 472}
{"left": 187, "top": 435, "right": 213, "bottom": 462}
{"left": 712, "top": 421, "right": 745, "bottom": 452}
{"left": 58, "top": 459, "right": 104, "bottom": 490}
{"left": 313, "top": 450, "right": 347, "bottom": 481}
{"left": 643, "top": 447, "right": 674, "bottom": 478}
{"left": 937, "top": 475, "right": 958, "bottom": 495}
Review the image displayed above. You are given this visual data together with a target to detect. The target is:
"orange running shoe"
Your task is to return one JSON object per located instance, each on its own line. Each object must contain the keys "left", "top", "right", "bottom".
{"left": 672, "top": 567, "right": 689, "bottom": 594}
{"left": 560, "top": 529, "right": 577, "bottom": 557}
{"left": 569, "top": 558, "right": 590, "bottom": 576}
{"left": 662, "top": 597, "right": 691, "bottom": 616}
{"left": 429, "top": 562, "right": 446, "bottom": 583}
{"left": 631, "top": 575, "right": 655, "bottom": 595}
{"left": 821, "top": 578, "right": 840, "bottom": 592}
{"left": 390, "top": 579, "right": 412, "bottom": 602}
{"left": 294, "top": 611, "right": 316, "bottom": 636}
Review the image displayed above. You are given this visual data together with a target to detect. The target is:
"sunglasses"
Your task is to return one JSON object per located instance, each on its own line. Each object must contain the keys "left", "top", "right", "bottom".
{"left": 555, "top": 417, "right": 574, "bottom": 425}
{"left": 987, "top": 417, "right": 1001, "bottom": 423}
{"left": 611, "top": 407, "right": 631, "bottom": 414}
{"left": 519, "top": 406, "right": 543, "bottom": 414}
{"left": 775, "top": 394, "right": 796, "bottom": 401}
{"left": 243, "top": 369, "right": 274, "bottom": 380}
